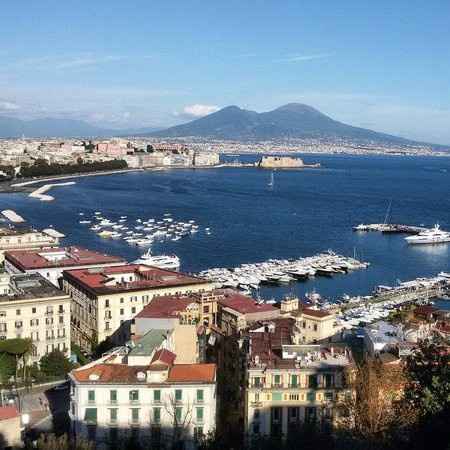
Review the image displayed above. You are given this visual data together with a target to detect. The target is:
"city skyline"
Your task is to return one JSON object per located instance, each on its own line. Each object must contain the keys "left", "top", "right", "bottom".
{"left": 1, "top": 1, "right": 450, "bottom": 143}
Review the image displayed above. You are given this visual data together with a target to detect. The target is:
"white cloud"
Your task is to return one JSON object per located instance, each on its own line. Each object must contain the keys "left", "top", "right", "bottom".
{"left": 278, "top": 53, "right": 331, "bottom": 63}
{"left": 178, "top": 104, "right": 220, "bottom": 118}
{"left": 0, "top": 100, "right": 20, "bottom": 111}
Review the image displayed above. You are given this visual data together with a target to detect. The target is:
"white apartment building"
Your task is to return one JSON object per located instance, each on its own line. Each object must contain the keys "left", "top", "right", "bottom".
{"left": 69, "top": 340, "right": 217, "bottom": 449}
{"left": 0, "top": 272, "right": 71, "bottom": 363}
{"left": 0, "top": 226, "right": 60, "bottom": 262}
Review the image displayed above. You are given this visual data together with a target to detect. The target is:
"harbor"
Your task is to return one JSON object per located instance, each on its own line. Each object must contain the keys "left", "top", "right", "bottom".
{"left": 197, "top": 251, "right": 370, "bottom": 294}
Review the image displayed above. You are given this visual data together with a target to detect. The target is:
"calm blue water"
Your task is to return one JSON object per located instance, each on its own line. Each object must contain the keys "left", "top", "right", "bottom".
{"left": 1, "top": 154, "right": 450, "bottom": 306}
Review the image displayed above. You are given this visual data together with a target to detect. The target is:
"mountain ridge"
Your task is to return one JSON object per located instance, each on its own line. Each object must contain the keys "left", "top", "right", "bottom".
{"left": 148, "top": 103, "right": 442, "bottom": 148}
{"left": 0, "top": 115, "right": 160, "bottom": 138}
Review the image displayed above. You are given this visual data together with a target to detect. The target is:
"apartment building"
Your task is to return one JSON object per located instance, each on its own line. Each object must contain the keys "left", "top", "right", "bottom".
{"left": 62, "top": 264, "right": 216, "bottom": 351}
{"left": 4, "top": 246, "right": 125, "bottom": 287}
{"left": 0, "top": 272, "right": 71, "bottom": 363}
{"left": 69, "top": 335, "right": 217, "bottom": 449}
{"left": 292, "top": 307, "right": 339, "bottom": 344}
{"left": 245, "top": 319, "right": 353, "bottom": 439}
{"left": 0, "top": 226, "right": 60, "bottom": 262}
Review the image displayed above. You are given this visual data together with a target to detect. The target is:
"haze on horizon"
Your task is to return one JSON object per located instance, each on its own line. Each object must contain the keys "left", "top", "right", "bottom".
{"left": 1, "top": 1, "right": 450, "bottom": 144}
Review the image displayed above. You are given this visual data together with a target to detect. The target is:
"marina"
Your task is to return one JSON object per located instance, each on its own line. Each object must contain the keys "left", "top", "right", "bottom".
{"left": 198, "top": 251, "right": 369, "bottom": 294}
{"left": 335, "top": 272, "right": 450, "bottom": 329}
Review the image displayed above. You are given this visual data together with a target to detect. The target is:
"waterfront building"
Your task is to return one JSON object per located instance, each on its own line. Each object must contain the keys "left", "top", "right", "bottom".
{"left": 193, "top": 151, "right": 220, "bottom": 166}
{"left": 0, "top": 406, "right": 21, "bottom": 448}
{"left": 0, "top": 272, "right": 71, "bottom": 363}
{"left": 245, "top": 319, "right": 353, "bottom": 439}
{"left": 69, "top": 335, "right": 217, "bottom": 449}
{"left": 4, "top": 246, "right": 125, "bottom": 287}
{"left": 0, "top": 226, "right": 60, "bottom": 262}
{"left": 62, "top": 264, "right": 216, "bottom": 351}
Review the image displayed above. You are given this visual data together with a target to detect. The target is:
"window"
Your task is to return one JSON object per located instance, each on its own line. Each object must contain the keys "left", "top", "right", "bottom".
{"left": 308, "top": 375, "right": 318, "bottom": 389}
{"left": 254, "top": 392, "right": 260, "bottom": 402}
{"left": 153, "top": 407, "right": 161, "bottom": 424}
{"left": 291, "top": 374, "right": 298, "bottom": 387}
{"left": 84, "top": 408, "right": 97, "bottom": 424}
{"left": 175, "top": 407, "right": 183, "bottom": 423}
{"left": 110, "top": 390, "right": 117, "bottom": 404}
{"left": 16, "top": 309, "right": 21, "bottom": 316}
{"left": 288, "top": 407, "right": 299, "bottom": 422}
{"left": 129, "top": 390, "right": 139, "bottom": 403}
{"left": 15, "top": 321, "right": 23, "bottom": 329}
{"left": 59, "top": 304, "right": 64, "bottom": 313}
{"left": 120, "top": 298, "right": 124, "bottom": 304}
{"left": 59, "top": 316, "right": 64, "bottom": 324}
{"left": 105, "top": 322, "right": 110, "bottom": 330}
{"left": 0, "top": 311, "right": 5, "bottom": 318}
{"left": 305, "top": 407, "right": 317, "bottom": 423}
{"left": 273, "top": 374, "right": 281, "bottom": 387}
{"left": 196, "top": 389, "right": 204, "bottom": 403}
{"left": 105, "top": 299, "right": 110, "bottom": 308}
{"left": 30, "top": 319, "right": 39, "bottom": 326}
{"left": 272, "top": 392, "right": 282, "bottom": 401}
{"left": 306, "top": 391, "right": 315, "bottom": 402}
{"left": 196, "top": 407, "right": 204, "bottom": 423}
{"left": 324, "top": 374, "right": 334, "bottom": 388}
{"left": 203, "top": 305, "right": 210, "bottom": 313}
{"left": 109, "top": 408, "right": 118, "bottom": 424}
{"left": 325, "top": 391, "right": 334, "bottom": 401}
{"left": 289, "top": 394, "right": 299, "bottom": 401}
{"left": 88, "top": 390, "right": 96, "bottom": 404}
{"left": 194, "top": 426, "right": 203, "bottom": 441}
{"left": 254, "top": 376, "right": 262, "bottom": 387}
{"left": 0, "top": 323, "right": 7, "bottom": 332}
{"left": 313, "top": 324, "right": 318, "bottom": 331}
{"left": 120, "top": 308, "right": 124, "bottom": 315}
{"left": 302, "top": 321, "right": 306, "bottom": 328}
{"left": 131, "top": 307, "right": 136, "bottom": 314}
{"left": 175, "top": 389, "right": 182, "bottom": 402}
{"left": 153, "top": 390, "right": 161, "bottom": 403}
{"left": 131, "top": 408, "right": 140, "bottom": 424}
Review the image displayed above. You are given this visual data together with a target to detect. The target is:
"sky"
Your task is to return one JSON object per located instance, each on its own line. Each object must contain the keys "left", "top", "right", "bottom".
{"left": 1, "top": 0, "right": 450, "bottom": 143}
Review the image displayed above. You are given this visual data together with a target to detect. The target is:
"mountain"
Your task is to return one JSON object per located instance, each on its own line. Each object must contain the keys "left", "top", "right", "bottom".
{"left": 0, "top": 116, "right": 159, "bottom": 138}
{"left": 148, "top": 103, "right": 419, "bottom": 145}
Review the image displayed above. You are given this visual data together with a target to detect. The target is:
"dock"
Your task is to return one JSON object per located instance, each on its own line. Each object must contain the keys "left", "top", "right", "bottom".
{"left": 1, "top": 210, "right": 25, "bottom": 223}
{"left": 353, "top": 223, "right": 427, "bottom": 234}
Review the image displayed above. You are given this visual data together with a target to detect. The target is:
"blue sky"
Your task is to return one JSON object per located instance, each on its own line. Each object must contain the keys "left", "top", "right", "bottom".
{"left": 1, "top": 0, "right": 450, "bottom": 143}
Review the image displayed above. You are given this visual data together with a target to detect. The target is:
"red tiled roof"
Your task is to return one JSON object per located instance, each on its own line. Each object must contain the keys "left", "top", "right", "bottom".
{"left": 71, "top": 364, "right": 148, "bottom": 383}
{"left": 167, "top": 364, "right": 216, "bottom": 383}
{"left": 5, "top": 246, "right": 124, "bottom": 271}
{"left": 151, "top": 348, "right": 176, "bottom": 366}
{"left": 71, "top": 362, "right": 216, "bottom": 384}
{"left": 301, "top": 307, "right": 332, "bottom": 318}
{"left": 63, "top": 264, "right": 209, "bottom": 295}
{"left": 218, "top": 289, "right": 276, "bottom": 314}
{"left": 135, "top": 295, "right": 196, "bottom": 319}
{"left": 0, "top": 405, "right": 19, "bottom": 421}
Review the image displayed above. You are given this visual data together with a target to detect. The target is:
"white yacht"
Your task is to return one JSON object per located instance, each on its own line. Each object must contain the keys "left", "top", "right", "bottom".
{"left": 405, "top": 224, "right": 450, "bottom": 245}
{"left": 134, "top": 249, "right": 181, "bottom": 271}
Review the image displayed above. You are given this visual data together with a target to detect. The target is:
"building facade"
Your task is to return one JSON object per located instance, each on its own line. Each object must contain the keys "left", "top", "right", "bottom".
{"left": 69, "top": 343, "right": 217, "bottom": 449}
{"left": 0, "top": 272, "right": 71, "bottom": 363}
{"left": 62, "top": 264, "right": 216, "bottom": 351}
{"left": 0, "top": 226, "right": 60, "bottom": 262}
{"left": 245, "top": 320, "right": 352, "bottom": 439}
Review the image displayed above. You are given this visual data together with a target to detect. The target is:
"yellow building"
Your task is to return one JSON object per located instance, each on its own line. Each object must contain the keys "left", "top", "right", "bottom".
{"left": 0, "top": 272, "right": 71, "bottom": 363}
{"left": 293, "top": 308, "right": 339, "bottom": 344}
{"left": 245, "top": 321, "right": 353, "bottom": 438}
{"left": 62, "top": 264, "right": 216, "bottom": 351}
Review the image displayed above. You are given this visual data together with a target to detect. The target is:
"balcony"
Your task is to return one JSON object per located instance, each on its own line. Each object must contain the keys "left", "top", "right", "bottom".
{"left": 250, "top": 401, "right": 263, "bottom": 407}
{"left": 45, "top": 311, "right": 54, "bottom": 316}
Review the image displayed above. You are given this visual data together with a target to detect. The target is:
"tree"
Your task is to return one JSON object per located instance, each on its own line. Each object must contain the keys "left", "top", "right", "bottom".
{"left": 0, "top": 338, "right": 33, "bottom": 381}
{"left": 402, "top": 341, "right": 450, "bottom": 449}
{"left": 339, "top": 358, "right": 410, "bottom": 448}
{"left": 0, "top": 351, "right": 16, "bottom": 383}
{"left": 40, "top": 350, "right": 74, "bottom": 378}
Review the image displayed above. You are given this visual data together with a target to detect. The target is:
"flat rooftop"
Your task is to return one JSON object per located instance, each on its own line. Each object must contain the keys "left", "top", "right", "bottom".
{"left": 63, "top": 264, "right": 210, "bottom": 295}
{"left": 0, "top": 273, "right": 67, "bottom": 303}
{"left": 5, "top": 246, "right": 124, "bottom": 270}
{"left": 135, "top": 294, "right": 200, "bottom": 319}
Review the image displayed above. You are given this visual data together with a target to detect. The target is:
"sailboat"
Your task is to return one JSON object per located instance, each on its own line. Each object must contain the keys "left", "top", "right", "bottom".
{"left": 268, "top": 171, "right": 274, "bottom": 187}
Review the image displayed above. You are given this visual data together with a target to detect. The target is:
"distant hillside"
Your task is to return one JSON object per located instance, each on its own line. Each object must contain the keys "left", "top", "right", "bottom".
{"left": 0, "top": 116, "right": 159, "bottom": 138}
{"left": 148, "top": 103, "right": 427, "bottom": 146}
